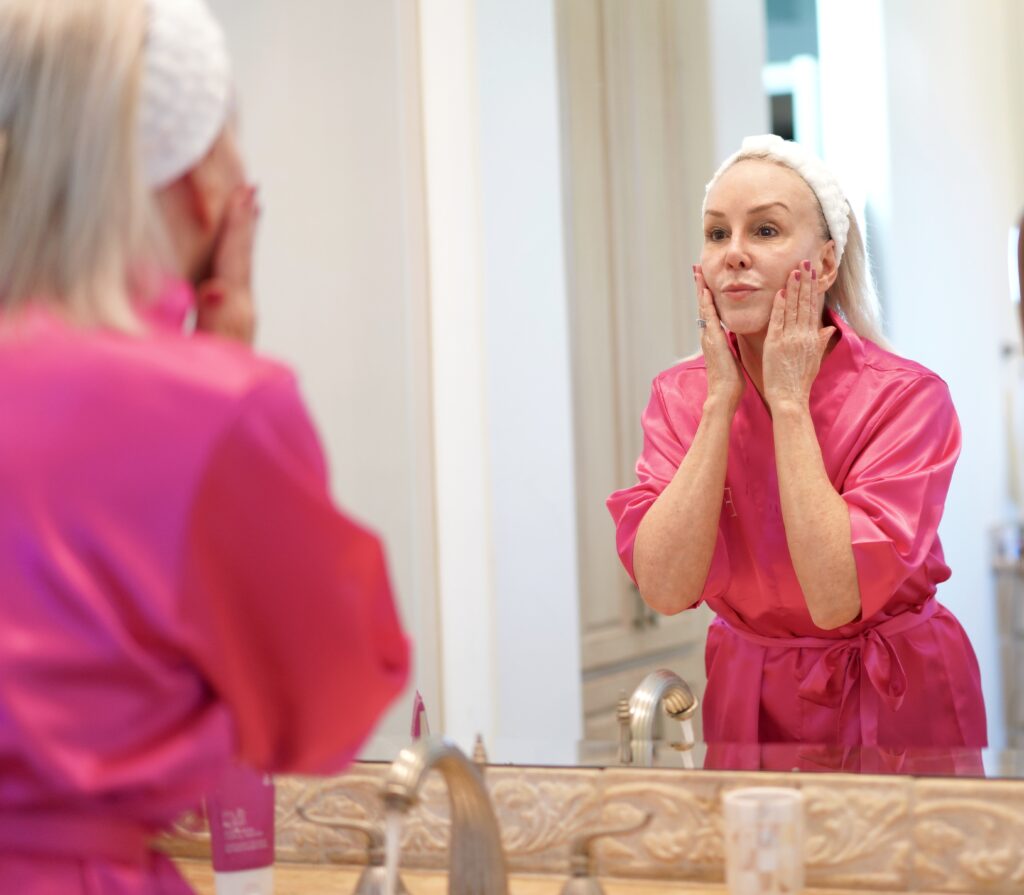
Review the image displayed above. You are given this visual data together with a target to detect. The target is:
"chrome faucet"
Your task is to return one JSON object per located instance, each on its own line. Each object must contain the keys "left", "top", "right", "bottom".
{"left": 382, "top": 738, "right": 509, "bottom": 895}
{"left": 621, "top": 669, "right": 699, "bottom": 767}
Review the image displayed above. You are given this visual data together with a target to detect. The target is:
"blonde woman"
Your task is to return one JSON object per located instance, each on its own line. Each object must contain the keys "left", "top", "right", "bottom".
{"left": 0, "top": 1, "right": 408, "bottom": 891}
{"left": 609, "top": 136, "right": 985, "bottom": 761}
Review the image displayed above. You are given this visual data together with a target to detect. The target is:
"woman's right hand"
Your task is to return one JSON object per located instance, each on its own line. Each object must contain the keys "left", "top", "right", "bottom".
{"left": 694, "top": 265, "right": 744, "bottom": 416}
{"left": 195, "top": 185, "right": 259, "bottom": 346}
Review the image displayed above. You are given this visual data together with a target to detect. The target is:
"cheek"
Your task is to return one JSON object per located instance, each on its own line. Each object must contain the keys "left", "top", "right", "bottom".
{"left": 760, "top": 248, "right": 807, "bottom": 291}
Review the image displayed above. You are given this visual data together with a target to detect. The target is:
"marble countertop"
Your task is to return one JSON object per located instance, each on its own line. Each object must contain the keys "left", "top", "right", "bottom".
{"left": 174, "top": 861, "right": 890, "bottom": 895}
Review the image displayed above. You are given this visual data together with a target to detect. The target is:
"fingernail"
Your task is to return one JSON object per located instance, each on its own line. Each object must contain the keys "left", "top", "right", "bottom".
{"left": 803, "top": 260, "right": 811, "bottom": 271}
{"left": 795, "top": 271, "right": 802, "bottom": 281}
{"left": 203, "top": 287, "right": 224, "bottom": 307}
{"left": 811, "top": 268, "right": 817, "bottom": 280}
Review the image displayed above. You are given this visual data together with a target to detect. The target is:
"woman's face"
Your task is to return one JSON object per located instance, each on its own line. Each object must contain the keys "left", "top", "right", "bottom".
{"left": 700, "top": 158, "right": 836, "bottom": 336}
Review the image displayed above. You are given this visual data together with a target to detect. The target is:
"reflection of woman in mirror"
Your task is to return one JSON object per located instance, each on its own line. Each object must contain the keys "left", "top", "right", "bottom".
{"left": 608, "top": 136, "right": 986, "bottom": 759}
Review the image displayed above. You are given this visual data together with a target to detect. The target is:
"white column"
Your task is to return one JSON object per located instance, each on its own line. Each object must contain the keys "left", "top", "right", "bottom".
{"left": 476, "top": 0, "right": 583, "bottom": 757}
{"left": 417, "top": 0, "right": 498, "bottom": 748}
{"left": 417, "top": 0, "right": 583, "bottom": 754}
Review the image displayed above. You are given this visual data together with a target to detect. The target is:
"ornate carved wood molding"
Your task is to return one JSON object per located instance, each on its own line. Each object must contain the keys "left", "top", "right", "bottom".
{"left": 161, "top": 763, "right": 1024, "bottom": 893}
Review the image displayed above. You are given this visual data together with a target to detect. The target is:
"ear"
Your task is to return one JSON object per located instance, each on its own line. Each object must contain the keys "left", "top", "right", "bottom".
{"left": 818, "top": 240, "right": 839, "bottom": 292}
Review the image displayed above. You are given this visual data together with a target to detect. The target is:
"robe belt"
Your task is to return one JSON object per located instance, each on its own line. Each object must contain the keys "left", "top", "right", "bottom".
{"left": 720, "top": 599, "right": 939, "bottom": 745}
{"left": 0, "top": 808, "right": 154, "bottom": 864}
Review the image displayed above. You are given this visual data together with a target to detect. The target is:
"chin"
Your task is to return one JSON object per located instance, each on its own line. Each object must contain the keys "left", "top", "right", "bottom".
{"left": 716, "top": 305, "right": 771, "bottom": 335}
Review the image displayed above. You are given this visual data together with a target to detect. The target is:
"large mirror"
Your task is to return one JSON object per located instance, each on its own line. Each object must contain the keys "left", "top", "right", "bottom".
{"left": 210, "top": 0, "right": 1024, "bottom": 777}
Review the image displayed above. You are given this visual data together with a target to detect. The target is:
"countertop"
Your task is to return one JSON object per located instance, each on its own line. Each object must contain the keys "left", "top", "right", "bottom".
{"left": 174, "top": 861, "right": 885, "bottom": 895}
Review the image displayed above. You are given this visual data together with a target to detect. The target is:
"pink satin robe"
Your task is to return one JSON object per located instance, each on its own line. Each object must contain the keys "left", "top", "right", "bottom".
{"left": 608, "top": 308, "right": 986, "bottom": 753}
{"left": 0, "top": 284, "right": 410, "bottom": 893}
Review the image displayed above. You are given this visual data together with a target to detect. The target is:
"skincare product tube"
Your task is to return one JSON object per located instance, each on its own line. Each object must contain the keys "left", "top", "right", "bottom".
{"left": 206, "top": 764, "right": 275, "bottom": 895}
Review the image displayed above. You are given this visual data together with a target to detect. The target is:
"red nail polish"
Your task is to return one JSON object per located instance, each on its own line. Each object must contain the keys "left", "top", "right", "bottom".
{"left": 811, "top": 268, "right": 817, "bottom": 280}
{"left": 803, "top": 260, "right": 811, "bottom": 271}
{"left": 795, "top": 271, "right": 802, "bottom": 281}
{"left": 203, "top": 289, "right": 224, "bottom": 307}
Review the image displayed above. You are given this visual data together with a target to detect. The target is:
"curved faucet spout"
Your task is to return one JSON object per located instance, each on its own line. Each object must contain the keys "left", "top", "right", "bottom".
{"left": 628, "top": 669, "right": 698, "bottom": 766}
{"left": 382, "top": 738, "right": 509, "bottom": 895}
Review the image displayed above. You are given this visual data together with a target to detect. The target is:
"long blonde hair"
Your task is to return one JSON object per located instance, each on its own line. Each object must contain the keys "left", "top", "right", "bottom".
{"left": 0, "top": 0, "right": 162, "bottom": 329}
{"left": 824, "top": 207, "right": 887, "bottom": 347}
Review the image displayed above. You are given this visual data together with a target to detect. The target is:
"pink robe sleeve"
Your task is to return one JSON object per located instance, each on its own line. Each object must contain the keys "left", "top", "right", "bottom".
{"left": 179, "top": 372, "right": 410, "bottom": 774}
{"left": 842, "top": 375, "right": 960, "bottom": 622}
{"left": 606, "top": 377, "right": 730, "bottom": 602}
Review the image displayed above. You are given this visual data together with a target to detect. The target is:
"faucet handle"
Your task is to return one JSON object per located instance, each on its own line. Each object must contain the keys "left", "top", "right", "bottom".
{"left": 561, "top": 812, "right": 653, "bottom": 895}
{"left": 473, "top": 733, "right": 489, "bottom": 767}
{"left": 616, "top": 691, "right": 633, "bottom": 765}
{"left": 297, "top": 807, "right": 409, "bottom": 895}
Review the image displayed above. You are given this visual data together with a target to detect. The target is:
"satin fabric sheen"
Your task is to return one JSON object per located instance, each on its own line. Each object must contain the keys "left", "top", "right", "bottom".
{"left": 607, "top": 308, "right": 986, "bottom": 753}
{"left": 0, "top": 284, "right": 410, "bottom": 892}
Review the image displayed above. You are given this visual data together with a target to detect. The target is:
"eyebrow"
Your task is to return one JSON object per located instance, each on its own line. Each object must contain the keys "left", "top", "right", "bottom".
{"left": 704, "top": 201, "right": 791, "bottom": 218}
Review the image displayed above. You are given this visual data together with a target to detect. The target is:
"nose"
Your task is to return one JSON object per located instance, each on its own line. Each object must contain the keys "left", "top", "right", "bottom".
{"left": 724, "top": 234, "right": 751, "bottom": 270}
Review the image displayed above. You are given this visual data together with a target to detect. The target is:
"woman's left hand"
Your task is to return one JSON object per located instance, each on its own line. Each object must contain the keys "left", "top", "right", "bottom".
{"left": 763, "top": 259, "right": 836, "bottom": 412}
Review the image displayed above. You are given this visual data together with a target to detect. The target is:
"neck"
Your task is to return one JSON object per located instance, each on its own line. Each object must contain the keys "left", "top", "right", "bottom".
{"left": 735, "top": 329, "right": 768, "bottom": 400}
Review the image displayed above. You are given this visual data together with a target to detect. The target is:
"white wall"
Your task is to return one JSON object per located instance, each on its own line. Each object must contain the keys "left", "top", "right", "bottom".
{"left": 208, "top": 0, "right": 438, "bottom": 737}
{"left": 881, "top": 1, "right": 1024, "bottom": 750}
{"left": 707, "top": 0, "right": 770, "bottom": 160}
{"left": 819, "top": 0, "right": 1024, "bottom": 748}
{"left": 417, "top": 0, "right": 583, "bottom": 753}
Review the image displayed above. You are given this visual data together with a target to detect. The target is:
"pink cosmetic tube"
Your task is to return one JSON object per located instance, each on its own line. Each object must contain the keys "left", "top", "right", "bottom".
{"left": 206, "top": 764, "right": 275, "bottom": 895}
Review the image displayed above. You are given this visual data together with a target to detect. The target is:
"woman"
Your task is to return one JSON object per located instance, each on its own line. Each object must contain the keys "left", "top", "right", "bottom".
{"left": 0, "top": 1, "right": 409, "bottom": 891}
{"left": 608, "top": 135, "right": 986, "bottom": 756}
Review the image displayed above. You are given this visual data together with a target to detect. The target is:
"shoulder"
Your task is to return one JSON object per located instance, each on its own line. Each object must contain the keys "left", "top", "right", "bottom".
{"left": 4, "top": 320, "right": 310, "bottom": 446}
{"left": 640, "top": 354, "right": 709, "bottom": 438}
{"left": 651, "top": 352, "right": 708, "bottom": 392}
{"left": 131, "top": 329, "right": 295, "bottom": 403}
{"left": 856, "top": 338, "right": 954, "bottom": 406}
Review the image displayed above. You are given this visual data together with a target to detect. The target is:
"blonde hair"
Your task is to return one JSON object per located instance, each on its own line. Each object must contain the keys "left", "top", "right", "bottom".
{"left": 0, "top": 0, "right": 164, "bottom": 329}
{"left": 825, "top": 207, "right": 887, "bottom": 347}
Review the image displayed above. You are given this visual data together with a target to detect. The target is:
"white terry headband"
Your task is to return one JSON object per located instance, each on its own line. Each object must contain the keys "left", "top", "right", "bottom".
{"left": 138, "top": 0, "right": 233, "bottom": 190}
{"left": 702, "top": 134, "right": 852, "bottom": 264}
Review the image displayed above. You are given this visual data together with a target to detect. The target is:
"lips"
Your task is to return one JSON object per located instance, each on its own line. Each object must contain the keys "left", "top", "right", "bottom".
{"left": 722, "top": 284, "right": 759, "bottom": 297}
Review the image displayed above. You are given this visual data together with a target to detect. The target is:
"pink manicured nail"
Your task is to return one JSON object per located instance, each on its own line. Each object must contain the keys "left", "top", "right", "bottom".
{"left": 802, "top": 260, "right": 811, "bottom": 271}
{"left": 811, "top": 268, "right": 817, "bottom": 280}
{"left": 795, "top": 271, "right": 802, "bottom": 281}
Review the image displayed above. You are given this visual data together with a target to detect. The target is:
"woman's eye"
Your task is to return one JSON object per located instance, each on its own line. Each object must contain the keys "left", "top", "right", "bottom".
{"left": 756, "top": 224, "right": 779, "bottom": 238}
{"left": 706, "top": 228, "right": 727, "bottom": 241}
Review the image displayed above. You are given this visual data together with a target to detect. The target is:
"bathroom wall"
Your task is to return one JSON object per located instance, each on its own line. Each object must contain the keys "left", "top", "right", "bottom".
{"left": 207, "top": 0, "right": 439, "bottom": 737}
{"left": 817, "top": 0, "right": 1024, "bottom": 748}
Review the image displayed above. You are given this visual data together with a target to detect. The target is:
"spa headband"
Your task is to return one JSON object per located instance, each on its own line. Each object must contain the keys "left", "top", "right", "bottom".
{"left": 138, "top": 0, "right": 233, "bottom": 189}
{"left": 702, "top": 134, "right": 852, "bottom": 264}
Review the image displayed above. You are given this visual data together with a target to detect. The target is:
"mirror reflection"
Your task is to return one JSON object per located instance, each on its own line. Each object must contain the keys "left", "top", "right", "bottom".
{"left": 205, "top": 0, "right": 1024, "bottom": 778}
{"left": 607, "top": 135, "right": 986, "bottom": 758}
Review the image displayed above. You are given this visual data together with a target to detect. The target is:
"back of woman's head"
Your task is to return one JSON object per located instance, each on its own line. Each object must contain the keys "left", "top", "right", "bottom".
{"left": 0, "top": 0, "right": 156, "bottom": 328}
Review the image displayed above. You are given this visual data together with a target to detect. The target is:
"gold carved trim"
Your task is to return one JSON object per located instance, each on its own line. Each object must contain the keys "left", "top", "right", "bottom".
{"left": 161, "top": 763, "right": 1024, "bottom": 894}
